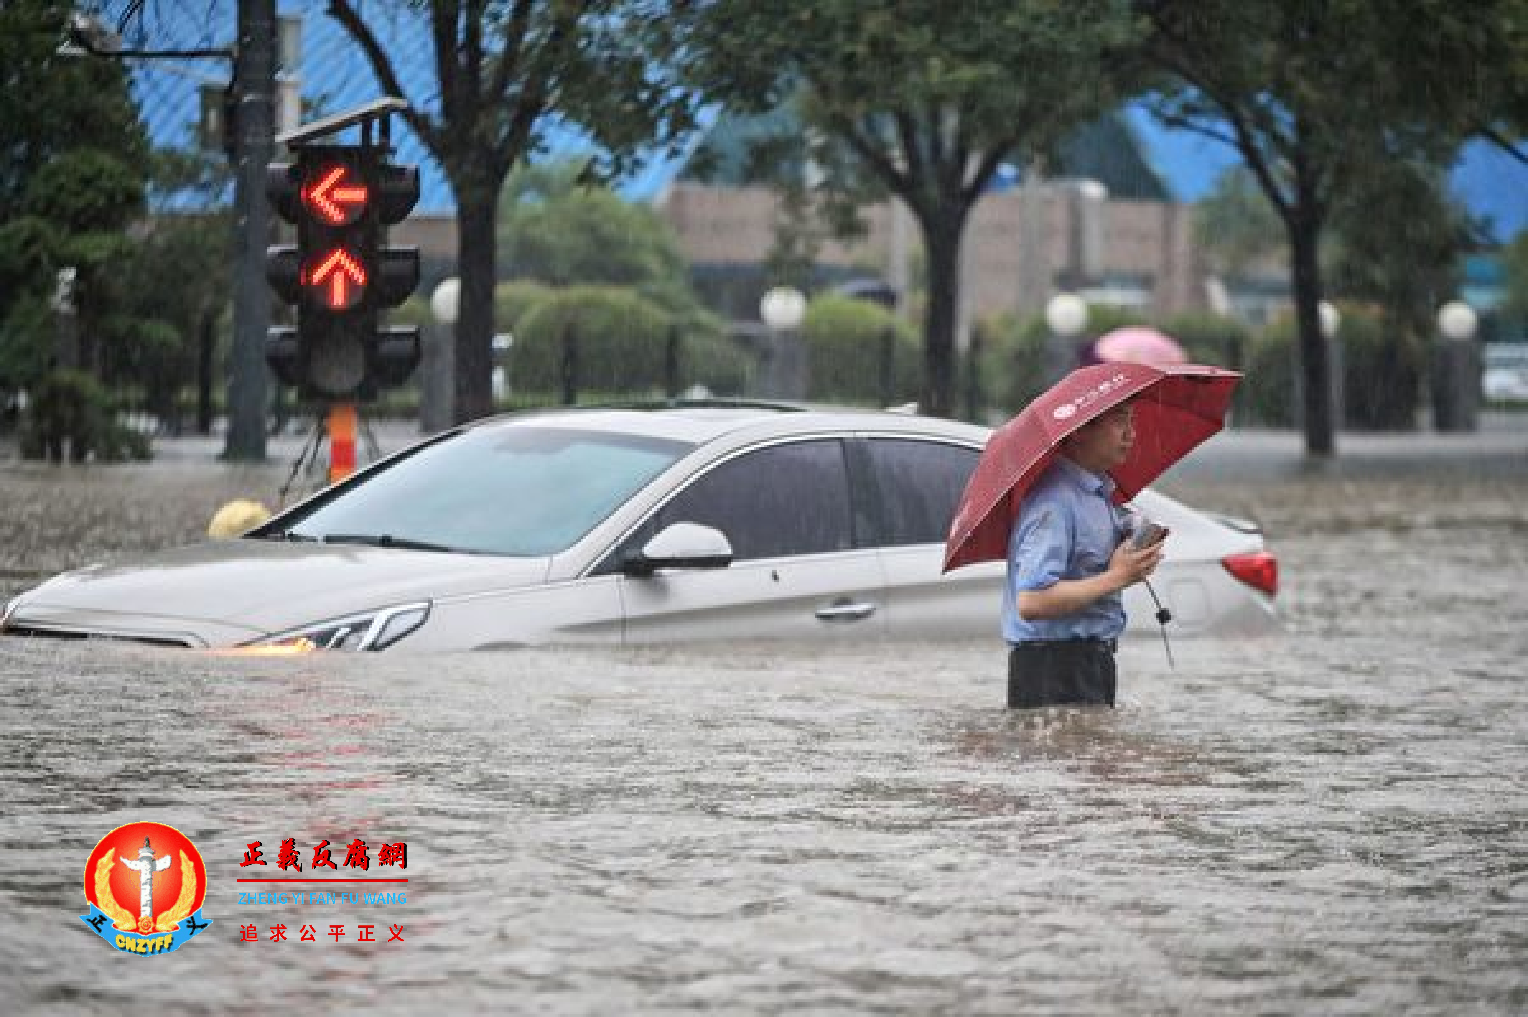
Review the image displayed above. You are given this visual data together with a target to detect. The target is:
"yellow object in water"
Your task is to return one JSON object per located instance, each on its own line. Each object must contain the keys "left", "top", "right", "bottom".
{"left": 207, "top": 498, "right": 272, "bottom": 538}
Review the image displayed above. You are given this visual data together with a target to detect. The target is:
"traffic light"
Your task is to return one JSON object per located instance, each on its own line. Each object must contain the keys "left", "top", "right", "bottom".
{"left": 265, "top": 145, "right": 420, "bottom": 401}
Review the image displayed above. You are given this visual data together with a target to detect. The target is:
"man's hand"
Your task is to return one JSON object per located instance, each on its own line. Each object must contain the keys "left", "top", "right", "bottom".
{"left": 1108, "top": 531, "right": 1168, "bottom": 588}
{"left": 1015, "top": 531, "right": 1169, "bottom": 621}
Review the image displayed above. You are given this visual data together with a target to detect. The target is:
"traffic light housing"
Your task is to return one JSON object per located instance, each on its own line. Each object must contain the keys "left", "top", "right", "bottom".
{"left": 265, "top": 145, "right": 420, "bottom": 401}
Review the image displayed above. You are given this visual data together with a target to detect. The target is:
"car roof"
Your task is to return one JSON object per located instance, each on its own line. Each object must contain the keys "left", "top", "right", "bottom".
{"left": 463, "top": 402, "right": 994, "bottom": 447}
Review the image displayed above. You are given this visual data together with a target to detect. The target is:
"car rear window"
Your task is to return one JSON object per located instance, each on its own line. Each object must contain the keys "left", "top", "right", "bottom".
{"left": 278, "top": 426, "right": 694, "bottom": 555}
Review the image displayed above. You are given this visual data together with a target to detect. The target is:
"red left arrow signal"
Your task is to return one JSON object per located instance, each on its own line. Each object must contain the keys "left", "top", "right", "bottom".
{"left": 304, "top": 165, "right": 369, "bottom": 225}
{"left": 304, "top": 247, "right": 368, "bottom": 310}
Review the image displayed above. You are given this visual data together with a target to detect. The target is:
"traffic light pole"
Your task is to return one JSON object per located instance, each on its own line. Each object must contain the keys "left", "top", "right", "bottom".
{"left": 327, "top": 403, "right": 358, "bottom": 484}
{"left": 227, "top": 0, "right": 276, "bottom": 461}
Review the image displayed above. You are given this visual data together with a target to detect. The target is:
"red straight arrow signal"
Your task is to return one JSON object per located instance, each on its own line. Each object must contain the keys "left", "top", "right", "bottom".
{"left": 304, "top": 165, "right": 369, "bottom": 224}
{"left": 305, "top": 248, "right": 368, "bottom": 310}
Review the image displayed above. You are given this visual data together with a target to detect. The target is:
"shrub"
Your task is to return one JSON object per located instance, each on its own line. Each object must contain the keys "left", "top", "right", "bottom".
{"left": 511, "top": 286, "right": 750, "bottom": 398}
{"left": 978, "top": 312, "right": 1048, "bottom": 414}
{"left": 800, "top": 293, "right": 919, "bottom": 404}
{"left": 495, "top": 279, "right": 554, "bottom": 333}
{"left": 1159, "top": 311, "right": 1251, "bottom": 370}
{"left": 1336, "top": 307, "right": 1422, "bottom": 431}
{"left": 1240, "top": 321, "right": 1298, "bottom": 427}
{"left": 19, "top": 368, "right": 151, "bottom": 462}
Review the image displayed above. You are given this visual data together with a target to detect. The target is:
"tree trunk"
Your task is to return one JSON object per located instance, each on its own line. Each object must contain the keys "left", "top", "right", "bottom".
{"left": 1289, "top": 210, "right": 1334, "bottom": 456}
{"left": 919, "top": 213, "right": 965, "bottom": 418}
{"left": 453, "top": 181, "right": 499, "bottom": 424}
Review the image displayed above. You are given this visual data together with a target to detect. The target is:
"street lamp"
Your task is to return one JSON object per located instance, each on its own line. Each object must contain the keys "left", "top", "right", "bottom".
{"left": 422, "top": 277, "right": 460, "bottom": 433}
{"left": 1044, "top": 292, "right": 1088, "bottom": 384}
{"left": 1319, "top": 300, "right": 1343, "bottom": 430}
{"left": 759, "top": 286, "right": 807, "bottom": 399}
{"left": 1434, "top": 300, "right": 1479, "bottom": 432}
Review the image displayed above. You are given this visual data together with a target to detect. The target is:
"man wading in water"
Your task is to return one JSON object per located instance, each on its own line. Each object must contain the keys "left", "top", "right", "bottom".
{"left": 1002, "top": 400, "right": 1166, "bottom": 708}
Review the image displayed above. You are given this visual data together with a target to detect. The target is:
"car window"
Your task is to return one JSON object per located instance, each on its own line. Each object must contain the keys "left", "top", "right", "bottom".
{"left": 279, "top": 426, "right": 693, "bottom": 556}
{"left": 864, "top": 438, "right": 979, "bottom": 546}
{"left": 641, "top": 439, "right": 854, "bottom": 562}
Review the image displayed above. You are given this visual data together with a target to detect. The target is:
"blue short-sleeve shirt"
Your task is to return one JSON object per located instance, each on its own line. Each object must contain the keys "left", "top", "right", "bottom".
{"left": 1002, "top": 457, "right": 1131, "bottom": 644}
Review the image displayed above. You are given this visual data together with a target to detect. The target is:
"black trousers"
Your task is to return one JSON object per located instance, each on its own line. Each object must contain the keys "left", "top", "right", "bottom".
{"left": 1007, "top": 639, "right": 1117, "bottom": 709}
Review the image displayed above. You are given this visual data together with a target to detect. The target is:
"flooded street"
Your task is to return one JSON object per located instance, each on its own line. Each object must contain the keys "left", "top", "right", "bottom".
{"left": 2, "top": 433, "right": 1526, "bottom": 1013}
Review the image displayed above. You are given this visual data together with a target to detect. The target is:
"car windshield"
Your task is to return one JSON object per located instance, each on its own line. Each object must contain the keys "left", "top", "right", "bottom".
{"left": 277, "top": 425, "right": 694, "bottom": 556}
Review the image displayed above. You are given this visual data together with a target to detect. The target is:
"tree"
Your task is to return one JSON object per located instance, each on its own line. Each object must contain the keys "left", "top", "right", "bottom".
{"left": 1193, "top": 167, "right": 1285, "bottom": 281}
{"left": 328, "top": 0, "right": 697, "bottom": 424}
{"left": 1503, "top": 229, "right": 1528, "bottom": 335}
{"left": 1141, "top": 0, "right": 1524, "bottom": 455}
{"left": 0, "top": 0, "right": 149, "bottom": 389}
{"left": 497, "top": 161, "right": 699, "bottom": 315}
{"left": 675, "top": 1, "right": 1143, "bottom": 417}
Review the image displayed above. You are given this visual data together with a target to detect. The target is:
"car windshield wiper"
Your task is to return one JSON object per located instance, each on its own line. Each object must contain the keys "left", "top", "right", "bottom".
{"left": 266, "top": 530, "right": 319, "bottom": 542}
{"left": 319, "top": 533, "right": 460, "bottom": 553}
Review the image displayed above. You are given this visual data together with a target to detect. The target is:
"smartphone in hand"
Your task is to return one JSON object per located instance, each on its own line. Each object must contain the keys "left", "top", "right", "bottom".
{"left": 1131, "top": 520, "right": 1168, "bottom": 549}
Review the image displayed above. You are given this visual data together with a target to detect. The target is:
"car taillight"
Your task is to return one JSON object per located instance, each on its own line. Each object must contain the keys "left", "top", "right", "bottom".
{"left": 1222, "top": 551, "right": 1277, "bottom": 597}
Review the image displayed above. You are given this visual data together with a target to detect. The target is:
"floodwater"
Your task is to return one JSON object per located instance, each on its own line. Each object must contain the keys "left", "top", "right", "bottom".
{"left": 1, "top": 454, "right": 1526, "bottom": 1013}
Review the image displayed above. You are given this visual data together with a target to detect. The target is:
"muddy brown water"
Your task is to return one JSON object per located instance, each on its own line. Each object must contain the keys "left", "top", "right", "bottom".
{"left": 1, "top": 452, "right": 1525, "bottom": 1013}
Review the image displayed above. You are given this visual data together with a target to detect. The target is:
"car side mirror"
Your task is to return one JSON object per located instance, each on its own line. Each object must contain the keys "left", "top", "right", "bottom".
{"left": 622, "top": 522, "right": 733, "bottom": 578}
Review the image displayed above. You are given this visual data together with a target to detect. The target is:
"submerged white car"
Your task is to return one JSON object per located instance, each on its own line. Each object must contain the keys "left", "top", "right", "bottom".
{"left": 1, "top": 405, "right": 1278, "bottom": 651}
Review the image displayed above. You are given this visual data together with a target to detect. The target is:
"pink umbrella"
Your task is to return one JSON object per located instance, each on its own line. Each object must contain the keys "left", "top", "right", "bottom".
{"left": 1093, "top": 327, "right": 1188, "bottom": 366}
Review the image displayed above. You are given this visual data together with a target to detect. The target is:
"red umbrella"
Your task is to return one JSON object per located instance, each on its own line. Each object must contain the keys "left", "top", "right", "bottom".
{"left": 943, "top": 363, "right": 1240, "bottom": 572}
{"left": 1094, "top": 327, "right": 1188, "bottom": 366}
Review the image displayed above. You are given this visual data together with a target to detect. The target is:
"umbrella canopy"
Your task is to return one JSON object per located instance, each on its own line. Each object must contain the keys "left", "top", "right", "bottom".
{"left": 1093, "top": 327, "right": 1188, "bottom": 366}
{"left": 943, "top": 363, "right": 1240, "bottom": 572}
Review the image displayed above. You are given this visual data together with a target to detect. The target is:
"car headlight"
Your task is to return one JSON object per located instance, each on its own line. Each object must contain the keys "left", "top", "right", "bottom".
{"left": 246, "top": 602, "right": 431, "bottom": 652}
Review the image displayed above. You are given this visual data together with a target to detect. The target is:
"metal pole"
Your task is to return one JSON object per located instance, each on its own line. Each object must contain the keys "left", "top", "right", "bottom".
{"left": 226, "top": 0, "right": 275, "bottom": 460}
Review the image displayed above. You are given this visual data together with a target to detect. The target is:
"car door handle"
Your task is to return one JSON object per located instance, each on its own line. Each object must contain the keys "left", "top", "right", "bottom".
{"left": 814, "top": 598, "right": 877, "bottom": 622}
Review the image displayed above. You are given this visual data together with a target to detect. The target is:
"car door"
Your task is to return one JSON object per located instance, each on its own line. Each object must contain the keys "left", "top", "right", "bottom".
{"left": 857, "top": 436, "right": 1003, "bottom": 640}
{"left": 603, "top": 438, "right": 887, "bottom": 643}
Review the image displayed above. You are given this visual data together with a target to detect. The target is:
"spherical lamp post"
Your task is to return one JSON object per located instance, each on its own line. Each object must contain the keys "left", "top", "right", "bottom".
{"left": 1319, "top": 300, "right": 1343, "bottom": 431}
{"left": 422, "top": 277, "right": 460, "bottom": 433}
{"left": 759, "top": 285, "right": 807, "bottom": 399}
{"left": 1434, "top": 300, "right": 1479, "bottom": 432}
{"left": 1043, "top": 292, "right": 1088, "bottom": 385}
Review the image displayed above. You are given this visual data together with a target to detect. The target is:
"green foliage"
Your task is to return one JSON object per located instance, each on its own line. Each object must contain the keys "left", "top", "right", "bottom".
{"left": 511, "top": 286, "right": 748, "bottom": 396}
{"left": 1336, "top": 306, "right": 1423, "bottom": 431}
{"left": 799, "top": 293, "right": 919, "bottom": 404}
{"left": 1194, "top": 167, "right": 1285, "bottom": 278}
{"left": 19, "top": 368, "right": 151, "bottom": 462}
{"left": 1236, "top": 307, "right": 1421, "bottom": 431}
{"left": 1160, "top": 311, "right": 1252, "bottom": 370}
{"left": 98, "top": 213, "right": 230, "bottom": 424}
{"left": 328, "top": 0, "right": 701, "bottom": 421}
{"left": 1506, "top": 230, "right": 1528, "bottom": 334}
{"left": 495, "top": 280, "right": 555, "bottom": 332}
{"left": 0, "top": 0, "right": 150, "bottom": 393}
{"left": 978, "top": 313, "right": 1049, "bottom": 415}
{"left": 498, "top": 164, "right": 700, "bottom": 314}
{"left": 675, "top": 0, "right": 1147, "bottom": 416}
{"left": 1239, "top": 323, "right": 1298, "bottom": 428}
{"left": 976, "top": 306, "right": 1253, "bottom": 416}
{"left": 1141, "top": 0, "right": 1520, "bottom": 449}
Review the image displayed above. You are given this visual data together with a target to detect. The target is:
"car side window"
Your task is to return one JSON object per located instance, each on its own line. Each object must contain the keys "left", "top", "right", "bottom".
{"left": 864, "top": 438, "right": 979, "bottom": 546}
{"left": 636, "top": 439, "right": 855, "bottom": 562}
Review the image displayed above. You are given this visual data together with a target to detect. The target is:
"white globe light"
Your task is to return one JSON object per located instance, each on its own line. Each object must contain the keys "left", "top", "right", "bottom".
{"left": 1437, "top": 300, "right": 1478, "bottom": 342}
{"left": 760, "top": 286, "right": 807, "bottom": 332}
{"left": 1318, "top": 300, "right": 1341, "bottom": 339}
{"left": 1045, "top": 293, "right": 1088, "bottom": 337}
{"left": 430, "top": 277, "right": 461, "bottom": 325}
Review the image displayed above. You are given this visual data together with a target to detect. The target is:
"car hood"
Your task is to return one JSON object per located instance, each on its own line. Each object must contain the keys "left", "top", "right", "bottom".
{"left": 9, "top": 540, "right": 552, "bottom": 644}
